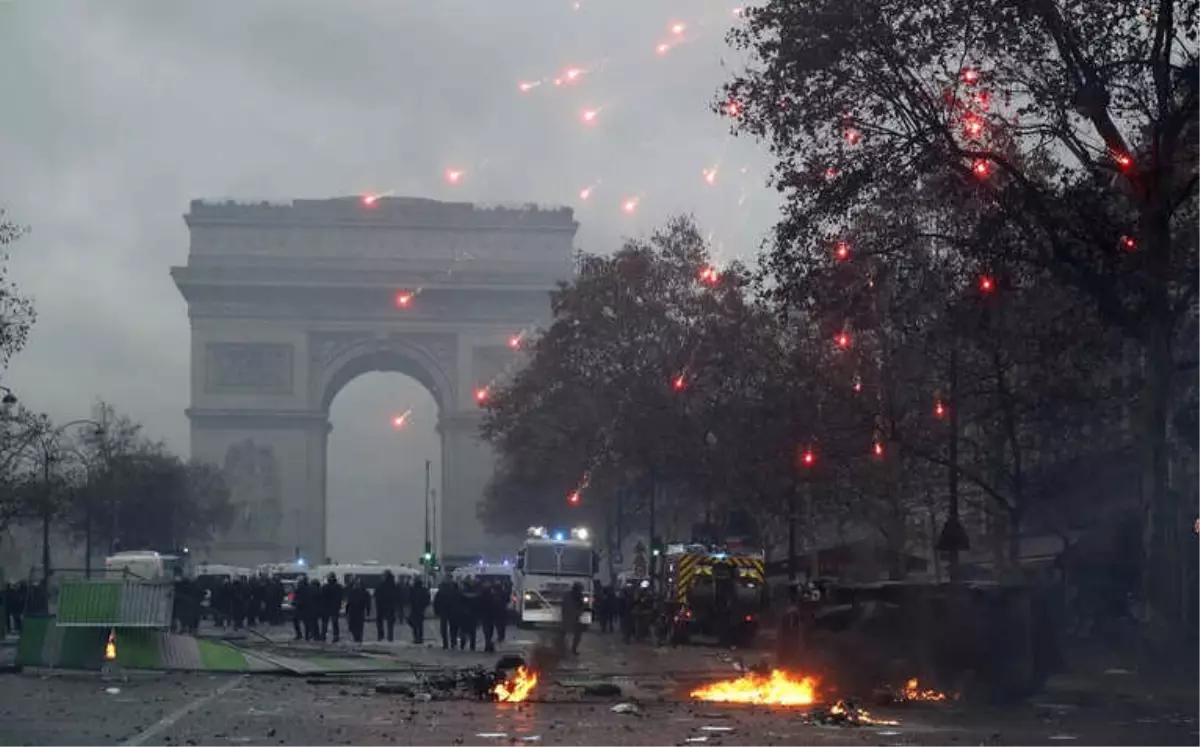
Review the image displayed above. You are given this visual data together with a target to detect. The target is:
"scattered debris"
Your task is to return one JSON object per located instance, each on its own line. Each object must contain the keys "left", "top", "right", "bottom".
{"left": 612, "top": 702, "right": 641, "bottom": 714}
{"left": 104, "top": 687, "right": 121, "bottom": 695}
{"left": 812, "top": 700, "right": 899, "bottom": 727}
{"left": 475, "top": 733, "right": 508, "bottom": 739}
{"left": 701, "top": 726, "right": 733, "bottom": 732}
{"left": 374, "top": 683, "right": 415, "bottom": 696}
{"left": 581, "top": 682, "right": 623, "bottom": 697}
{"left": 897, "top": 678, "right": 950, "bottom": 702}
{"left": 684, "top": 738, "right": 709, "bottom": 743}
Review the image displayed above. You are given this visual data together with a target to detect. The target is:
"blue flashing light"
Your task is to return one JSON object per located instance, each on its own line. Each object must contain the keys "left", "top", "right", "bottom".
{"left": 478, "top": 558, "right": 485, "bottom": 566}
{"left": 712, "top": 552, "right": 728, "bottom": 560}
{"left": 553, "top": 531, "right": 566, "bottom": 542}
{"left": 297, "top": 557, "right": 307, "bottom": 566}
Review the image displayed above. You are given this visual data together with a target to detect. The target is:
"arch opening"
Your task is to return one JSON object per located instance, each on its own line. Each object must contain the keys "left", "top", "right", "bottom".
{"left": 326, "top": 371, "right": 442, "bottom": 566}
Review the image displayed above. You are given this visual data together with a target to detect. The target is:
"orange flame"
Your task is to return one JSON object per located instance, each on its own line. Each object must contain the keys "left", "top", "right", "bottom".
{"left": 901, "top": 678, "right": 948, "bottom": 701}
{"left": 105, "top": 630, "right": 116, "bottom": 661}
{"left": 829, "top": 699, "right": 899, "bottom": 725}
{"left": 493, "top": 666, "right": 538, "bottom": 702}
{"left": 690, "top": 670, "right": 818, "bottom": 706}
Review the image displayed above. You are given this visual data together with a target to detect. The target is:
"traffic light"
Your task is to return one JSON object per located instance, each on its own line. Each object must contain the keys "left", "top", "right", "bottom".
{"left": 421, "top": 541, "right": 434, "bottom": 567}
{"left": 651, "top": 536, "right": 663, "bottom": 557}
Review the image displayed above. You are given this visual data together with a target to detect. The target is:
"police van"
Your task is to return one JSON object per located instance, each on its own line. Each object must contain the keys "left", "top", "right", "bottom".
{"left": 105, "top": 550, "right": 190, "bottom": 582}
{"left": 312, "top": 562, "right": 421, "bottom": 617}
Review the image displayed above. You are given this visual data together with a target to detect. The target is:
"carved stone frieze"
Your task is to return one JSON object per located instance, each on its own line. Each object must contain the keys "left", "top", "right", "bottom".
{"left": 222, "top": 439, "right": 284, "bottom": 545}
{"left": 205, "top": 343, "right": 293, "bottom": 393}
{"left": 308, "top": 331, "right": 374, "bottom": 369}
{"left": 190, "top": 224, "right": 575, "bottom": 263}
{"left": 187, "top": 286, "right": 553, "bottom": 324}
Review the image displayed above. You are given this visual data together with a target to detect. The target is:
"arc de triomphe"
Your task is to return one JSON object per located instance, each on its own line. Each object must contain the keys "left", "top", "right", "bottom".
{"left": 171, "top": 197, "right": 577, "bottom": 568}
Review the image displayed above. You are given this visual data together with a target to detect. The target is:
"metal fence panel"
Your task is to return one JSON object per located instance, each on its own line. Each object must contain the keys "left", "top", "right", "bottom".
{"left": 56, "top": 581, "right": 174, "bottom": 628}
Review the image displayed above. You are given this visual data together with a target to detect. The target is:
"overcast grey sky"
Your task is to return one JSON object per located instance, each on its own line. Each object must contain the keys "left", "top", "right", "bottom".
{"left": 0, "top": 0, "right": 779, "bottom": 563}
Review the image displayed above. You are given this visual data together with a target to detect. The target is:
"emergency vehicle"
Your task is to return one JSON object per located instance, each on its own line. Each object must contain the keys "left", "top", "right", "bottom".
{"left": 515, "top": 526, "right": 597, "bottom": 626}
{"left": 257, "top": 561, "right": 310, "bottom": 612}
{"left": 193, "top": 563, "right": 252, "bottom": 616}
{"left": 660, "top": 543, "right": 767, "bottom": 645}
{"left": 312, "top": 562, "right": 421, "bottom": 618}
{"left": 104, "top": 550, "right": 190, "bottom": 582}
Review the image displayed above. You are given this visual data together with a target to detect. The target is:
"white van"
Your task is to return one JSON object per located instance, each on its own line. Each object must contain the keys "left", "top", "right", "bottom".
{"left": 105, "top": 550, "right": 189, "bottom": 582}
{"left": 312, "top": 562, "right": 421, "bottom": 616}
{"left": 193, "top": 563, "right": 251, "bottom": 613}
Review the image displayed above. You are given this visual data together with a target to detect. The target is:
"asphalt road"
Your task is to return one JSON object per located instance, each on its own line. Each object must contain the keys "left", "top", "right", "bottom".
{"left": 0, "top": 624, "right": 1195, "bottom": 746}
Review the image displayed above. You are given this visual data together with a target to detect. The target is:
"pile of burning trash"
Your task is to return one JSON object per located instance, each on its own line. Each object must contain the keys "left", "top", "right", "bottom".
{"left": 492, "top": 665, "right": 539, "bottom": 703}
{"left": 688, "top": 669, "right": 950, "bottom": 727}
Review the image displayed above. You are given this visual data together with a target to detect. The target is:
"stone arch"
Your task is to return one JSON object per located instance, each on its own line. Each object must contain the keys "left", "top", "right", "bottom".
{"left": 174, "top": 196, "right": 577, "bottom": 569}
{"left": 312, "top": 333, "right": 457, "bottom": 413}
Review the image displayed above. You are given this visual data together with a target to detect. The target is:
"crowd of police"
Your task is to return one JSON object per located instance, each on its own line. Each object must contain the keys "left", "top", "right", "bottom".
{"left": 171, "top": 574, "right": 287, "bottom": 636}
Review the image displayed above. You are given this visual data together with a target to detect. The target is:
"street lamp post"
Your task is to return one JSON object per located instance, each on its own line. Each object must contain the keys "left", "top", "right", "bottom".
{"left": 39, "top": 447, "right": 54, "bottom": 590}
{"left": 430, "top": 488, "right": 438, "bottom": 571}
{"left": 22, "top": 418, "right": 107, "bottom": 583}
{"left": 424, "top": 459, "right": 431, "bottom": 581}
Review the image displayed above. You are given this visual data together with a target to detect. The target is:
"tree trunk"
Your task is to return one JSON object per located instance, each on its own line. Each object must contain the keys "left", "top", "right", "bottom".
{"left": 1007, "top": 508, "right": 1022, "bottom": 575}
{"left": 41, "top": 507, "right": 50, "bottom": 587}
{"left": 1140, "top": 314, "right": 1179, "bottom": 657}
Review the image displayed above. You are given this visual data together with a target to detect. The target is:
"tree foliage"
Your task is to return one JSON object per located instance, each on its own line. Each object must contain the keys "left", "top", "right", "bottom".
{"left": 66, "top": 402, "right": 234, "bottom": 553}
{"left": 0, "top": 401, "right": 233, "bottom": 559}
{"left": 721, "top": 0, "right": 1197, "bottom": 633}
{"left": 0, "top": 208, "right": 36, "bottom": 371}
{"left": 481, "top": 216, "right": 813, "bottom": 539}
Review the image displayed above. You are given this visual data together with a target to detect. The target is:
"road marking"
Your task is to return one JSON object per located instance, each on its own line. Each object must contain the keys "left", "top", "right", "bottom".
{"left": 122, "top": 676, "right": 244, "bottom": 747}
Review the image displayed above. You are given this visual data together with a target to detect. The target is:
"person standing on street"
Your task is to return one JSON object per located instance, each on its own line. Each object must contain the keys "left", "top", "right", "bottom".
{"left": 559, "top": 582, "right": 585, "bottom": 656}
{"left": 374, "top": 570, "right": 398, "bottom": 642}
{"left": 479, "top": 581, "right": 498, "bottom": 653}
{"left": 434, "top": 576, "right": 460, "bottom": 649}
{"left": 321, "top": 573, "right": 343, "bottom": 643}
{"left": 292, "top": 575, "right": 309, "bottom": 640}
{"left": 408, "top": 579, "right": 430, "bottom": 643}
{"left": 396, "top": 576, "right": 410, "bottom": 624}
{"left": 492, "top": 581, "right": 510, "bottom": 645}
{"left": 345, "top": 577, "right": 370, "bottom": 644}
{"left": 456, "top": 578, "right": 480, "bottom": 652}
{"left": 305, "top": 578, "right": 322, "bottom": 640}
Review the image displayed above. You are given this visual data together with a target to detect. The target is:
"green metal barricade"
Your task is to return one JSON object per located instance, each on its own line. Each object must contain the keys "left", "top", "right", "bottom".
{"left": 56, "top": 581, "right": 174, "bottom": 628}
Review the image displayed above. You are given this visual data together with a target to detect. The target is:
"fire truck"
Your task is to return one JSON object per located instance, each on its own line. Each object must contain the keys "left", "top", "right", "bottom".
{"left": 661, "top": 543, "right": 767, "bottom": 645}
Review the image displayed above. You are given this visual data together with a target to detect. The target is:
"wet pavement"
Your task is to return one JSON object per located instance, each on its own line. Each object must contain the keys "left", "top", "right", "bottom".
{"left": 0, "top": 625, "right": 1195, "bottom": 745}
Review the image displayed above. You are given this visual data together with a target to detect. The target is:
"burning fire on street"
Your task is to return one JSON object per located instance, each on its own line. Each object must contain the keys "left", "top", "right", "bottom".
{"left": 824, "top": 700, "right": 899, "bottom": 726}
{"left": 690, "top": 669, "right": 818, "bottom": 706}
{"left": 900, "top": 677, "right": 949, "bottom": 702}
{"left": 688, "top": 670, "right": 908, "bottom": 727}
{"left": 104, "top": 630, "right": 116, "bottom": 661}
{"left": 492, "top": 666, "right": 539, "bottom": 703}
